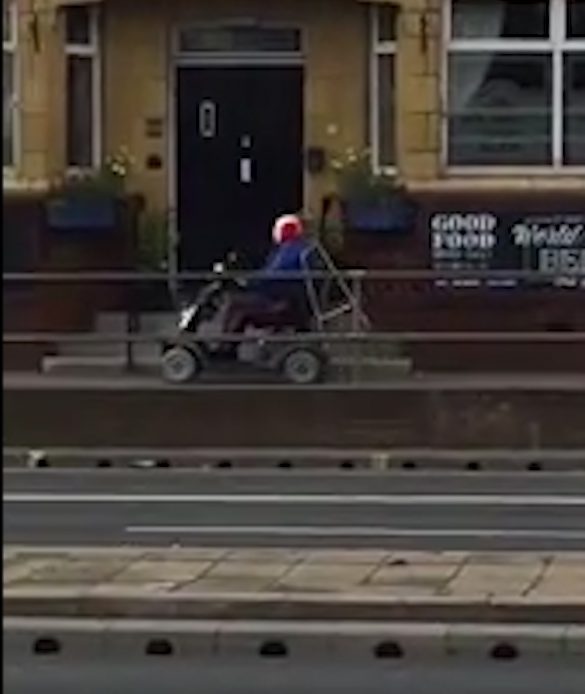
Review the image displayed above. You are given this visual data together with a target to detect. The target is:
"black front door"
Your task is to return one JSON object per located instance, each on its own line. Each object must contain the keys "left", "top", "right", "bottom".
{"left": 176, "top": 66, "right": 304, "bottom": 270}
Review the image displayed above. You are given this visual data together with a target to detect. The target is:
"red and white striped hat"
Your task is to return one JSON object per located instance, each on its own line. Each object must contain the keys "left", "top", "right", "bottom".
{"left": 272, "top": 214, "right": 304, "bottom": 244}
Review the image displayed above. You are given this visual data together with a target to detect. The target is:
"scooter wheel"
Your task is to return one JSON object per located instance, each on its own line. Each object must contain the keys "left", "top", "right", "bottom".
{"left": 281, "top": 348, "right": 324, "bottom": 385}
{"left": 161, "top": 346, "right": 201, "bottom": 384}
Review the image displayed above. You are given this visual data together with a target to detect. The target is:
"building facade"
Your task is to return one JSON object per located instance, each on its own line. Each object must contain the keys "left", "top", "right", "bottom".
{"left": 3, "top": 0, "right": 585, "bottom": 272}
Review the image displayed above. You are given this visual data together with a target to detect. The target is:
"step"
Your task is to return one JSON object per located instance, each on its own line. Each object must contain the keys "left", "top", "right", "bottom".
{"left": 95, "top": 311, "right": 176, "bottom": 333}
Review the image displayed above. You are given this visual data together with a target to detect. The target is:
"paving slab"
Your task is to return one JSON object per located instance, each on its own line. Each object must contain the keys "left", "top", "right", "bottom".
{"left": 301, "top": 550, "right": 389, "bottom": 565}
{"left": 275, "top": 564, "right": 374, "bottom": 592}
{"left": 224, "top": 549, "right": 304, "bottom": 564}
{"left": 3, "top": 560, "right": 62, "bottom": 585}
{"left": 108, "top": 560, "right": 213, "bottom": 585}
{"left": 446, "top": 564, "right": 544, "bottom": 597}
{"left": 367, "top": 564, "right": 458, "bottom": 592}
{"left": 4, "top": 547, "right": 585, "bottom": 623}
{"left": 10, "top": 558, "right": 131, "bottom": 586}
{"left": 203, "top": 560, "right": 290, "bottom": 581}
{"left": 383, "top": 551, "right": 469, "bottom": 566}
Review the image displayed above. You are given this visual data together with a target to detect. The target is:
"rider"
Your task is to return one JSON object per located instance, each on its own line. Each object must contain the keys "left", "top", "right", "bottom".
{"left": 223, "top": 213, "right": 311, "bottom": 339}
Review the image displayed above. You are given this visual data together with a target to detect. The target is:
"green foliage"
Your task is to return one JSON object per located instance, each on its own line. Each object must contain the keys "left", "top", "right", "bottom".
{"left": 330, "top": 147, "right": 404, "bottom": 203}
{"left": 136, "top": 209, "right": 168, "bottom": 270}
{"left": 52, "top": 147, "right": 135, "bottom": 198}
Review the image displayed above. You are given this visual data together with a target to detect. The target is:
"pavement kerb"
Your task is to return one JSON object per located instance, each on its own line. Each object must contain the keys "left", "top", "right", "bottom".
{"left": 4, "top": 618, "right": 582, "bottom": 661}
{"left": 4, "top": 590, "right": 585, "bottom": 624}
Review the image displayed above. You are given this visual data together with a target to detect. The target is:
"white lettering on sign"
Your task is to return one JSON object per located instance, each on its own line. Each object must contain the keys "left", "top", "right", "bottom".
{"left": 431, "top": 213, "right": 498, "bottom": 234}
{"left": 539, "top": 249, "right": 585, "bottom": 274}
{"left": 512, "top": 223, "right": 583, "bottom": 248}
{"left": 430, "top": 213, "right": 498, "bottom": 253}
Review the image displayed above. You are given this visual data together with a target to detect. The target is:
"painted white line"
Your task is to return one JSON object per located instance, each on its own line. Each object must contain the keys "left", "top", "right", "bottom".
{"left": 125, "top": 526, "right": 585, "bottom": 540}
{"left": 4, "top": 493, "right": 585, "bottom": 506}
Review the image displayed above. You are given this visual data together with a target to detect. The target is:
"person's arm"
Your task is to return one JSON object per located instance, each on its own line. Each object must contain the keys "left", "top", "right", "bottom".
{"left": 247, "top": 247, "right": 283, "bottom": 292}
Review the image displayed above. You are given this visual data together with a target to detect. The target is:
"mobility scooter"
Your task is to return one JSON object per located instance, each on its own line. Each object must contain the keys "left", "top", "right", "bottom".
{"left": 160, "top": 238, "right": 369, "bottom": 385}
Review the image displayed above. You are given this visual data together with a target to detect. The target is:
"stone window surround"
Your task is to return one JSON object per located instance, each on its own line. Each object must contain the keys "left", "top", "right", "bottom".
{"left": 444, "top": 0, "right": 585, "bottom": 175}
{"left": 3, "top": 0, "right": 18, "bottom": 171}
{"left": 64, "top": 3, "right": 102, "bottom": 171}
{"left": 369, "top": 3, "right": 396, "bottom": 173}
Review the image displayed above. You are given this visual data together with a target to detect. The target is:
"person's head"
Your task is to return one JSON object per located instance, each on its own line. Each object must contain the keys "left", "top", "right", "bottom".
{"left": 272, "top": 214, "right": 304, "bottom": 245}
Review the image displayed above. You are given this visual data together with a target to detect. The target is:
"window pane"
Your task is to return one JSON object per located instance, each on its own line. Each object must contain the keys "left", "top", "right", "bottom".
{"left": 452, "top": 0, "right": 549, "bottom": 39}
{"left": 3, "top": 50, "right": 14, "bottom": 166}
{"left": 66, "top": 56, "right": 93, "bottom": 167}
{"left": 448, "top": 53, "right": 552, "bottom": 166}
{"left": 567, "top": 0, "right": 585, "bottom": 38}
{"left": 65, "top": 5, "right": 91, "bottom": 45}
{"left": 3, "top": 0, "right": 13, "bottom": 43}
{"left": 376, "top": 5, "right": 397, "bottom": 42}
{"left": 564, "top": 54, "right": 585, "bottom": 165}
{"left": 376, "top": 54, "right": 395, "bottom": 167}
{"left": 178, "top": 26, "right": 301, "bottom": 53}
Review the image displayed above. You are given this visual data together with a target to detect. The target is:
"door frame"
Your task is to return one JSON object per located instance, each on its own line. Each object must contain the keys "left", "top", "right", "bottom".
{"left": 167, "top": 22, "right": 307, "bottom": 278}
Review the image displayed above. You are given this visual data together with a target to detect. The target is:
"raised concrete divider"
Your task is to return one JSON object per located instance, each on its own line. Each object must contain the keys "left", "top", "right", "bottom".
{"left": 4, "top": 446, "right": 585, "bottom": 471}
{"left": 5, "top": 548, "right": 585, "bottom": 625}
{"left": 4, "top": 618, "right": 584, "bottom": 661}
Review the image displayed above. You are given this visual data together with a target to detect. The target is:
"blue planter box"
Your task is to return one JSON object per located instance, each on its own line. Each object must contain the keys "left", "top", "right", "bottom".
{"left": 344, "top": 197, "right": 417, "bottom": 234}
{"left": 46, "top": 195, "right": 118, "bottom": 233}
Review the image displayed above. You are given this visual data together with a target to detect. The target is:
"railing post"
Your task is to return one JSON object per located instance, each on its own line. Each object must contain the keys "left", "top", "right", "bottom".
{"left": 125, "top": 281, "right": 139, "bottom": 372}
{"left": 351, "top": 273, "right": 363, "bottom": 383}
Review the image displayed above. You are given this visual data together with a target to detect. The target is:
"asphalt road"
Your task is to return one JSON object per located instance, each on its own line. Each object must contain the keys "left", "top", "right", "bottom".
{"left": 5, "top": 469, "right": 585, "bottom": 550}
{"left": 4, "top": 657, "right": 585, "bottom": 694}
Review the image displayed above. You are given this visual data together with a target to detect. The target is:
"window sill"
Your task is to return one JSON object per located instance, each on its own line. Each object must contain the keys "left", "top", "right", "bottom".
{"left": 410, "top": 175, "right": 585, "bottom": 193}
{"left": 3, "top": 172, "right": 50, "bottom": 195}
{"left": 446, "top": 166, "right": 585, "bottom": 178}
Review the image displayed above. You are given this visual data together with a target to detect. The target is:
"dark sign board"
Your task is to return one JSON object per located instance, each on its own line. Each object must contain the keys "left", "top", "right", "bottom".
{"left": 428, "top": 210, "right": 585, "bottom": 288}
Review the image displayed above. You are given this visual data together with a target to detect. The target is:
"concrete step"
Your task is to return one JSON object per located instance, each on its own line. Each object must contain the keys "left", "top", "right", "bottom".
{"left": 95, "top": 311, "right": 177, "bottom": 332}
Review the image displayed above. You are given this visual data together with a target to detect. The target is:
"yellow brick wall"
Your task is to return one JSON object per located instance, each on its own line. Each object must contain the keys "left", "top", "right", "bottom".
{"left": 103, "top": 0, "right": 370, "bottom": 217}
{"left": 6, "top": 0, "right": 584, "bottom": 201}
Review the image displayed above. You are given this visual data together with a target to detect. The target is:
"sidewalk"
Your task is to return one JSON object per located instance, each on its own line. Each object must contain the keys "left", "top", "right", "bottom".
{"left": 5, "top": 547, "right": 585, "bottom": 623}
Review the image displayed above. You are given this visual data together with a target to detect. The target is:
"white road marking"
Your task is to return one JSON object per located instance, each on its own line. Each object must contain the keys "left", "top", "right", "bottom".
{"left": 4, "top": 493, "right": 585, "bottom": 506}
{"left": 125, "top": 526, "right": 585, "bottom": 540}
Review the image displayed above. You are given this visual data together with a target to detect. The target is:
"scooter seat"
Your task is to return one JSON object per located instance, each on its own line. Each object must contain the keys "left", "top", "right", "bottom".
{"left": 246, "top": 301, "right": 307, "bottom": 331}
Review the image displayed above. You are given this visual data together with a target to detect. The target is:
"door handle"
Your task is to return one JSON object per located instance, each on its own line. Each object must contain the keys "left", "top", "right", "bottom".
{"left": 240, "top": 157, "right": 253, "bottom": 184}
{"left": 198, "top": 100, "right": 216, "bottom": 138}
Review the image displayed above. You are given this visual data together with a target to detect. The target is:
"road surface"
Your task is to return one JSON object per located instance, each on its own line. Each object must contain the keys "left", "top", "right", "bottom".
{"left": 4, "top": 656, "right": 585, "bottom": 694}
{"left": 5, "top": 469, "right": 585, "bottom": 550}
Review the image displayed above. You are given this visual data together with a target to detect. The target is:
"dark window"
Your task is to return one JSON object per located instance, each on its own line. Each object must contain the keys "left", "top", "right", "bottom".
{"left": 377, "top": 5, "right": 397, "bottom": 42}
{"left": 178, "top": 26, "right": 301, "bottom": 54}
{"left": 564, "top": 54, "right": 585, "bottom": 164}
{"left": 377, "top": 54, "right": 395, "bottom": 167}
{"left": 449, "top": 53, "right": 553, "bottom": 165}
{"left": 567, "top": 0, "right": 585, "bottom": 38}
{"left": 65, "top": 5, "right": 91, "bottom": 45}
{"left": 452, "top": 0, "right": 549, "bottom": 39}
{"left": 66, "top": 55, "right": 93, "bottom": 167}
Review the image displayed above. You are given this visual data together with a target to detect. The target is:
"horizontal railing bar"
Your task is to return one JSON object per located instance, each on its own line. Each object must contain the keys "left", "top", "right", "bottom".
{"left": 3, "top": 270, "right": 585, "bottom": 282}
{"left": 4, "top": 331, "right": 585, "bottom": 344}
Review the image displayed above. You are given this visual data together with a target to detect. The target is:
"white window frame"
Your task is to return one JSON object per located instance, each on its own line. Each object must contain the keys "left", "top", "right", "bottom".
{"left": 444, "top": 0, "right": 585, "bottom": 174}
{"left": 3, "top": 0, "right": 19, "bottom": 172}
{"left": 64, "top": 4, "right": 102, "bottom": 171}
{"left": 369, "top": 4, "right": 396, "bottom": 174}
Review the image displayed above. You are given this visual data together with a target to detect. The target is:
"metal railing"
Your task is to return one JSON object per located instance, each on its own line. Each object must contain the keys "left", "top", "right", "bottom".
{"left": 4, "top": 268, "right": 585, "bottom": 377}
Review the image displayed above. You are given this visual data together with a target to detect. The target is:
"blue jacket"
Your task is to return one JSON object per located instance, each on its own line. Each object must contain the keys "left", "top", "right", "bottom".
{"left": 249, "top": 238, "right": 310, "bottom": 298}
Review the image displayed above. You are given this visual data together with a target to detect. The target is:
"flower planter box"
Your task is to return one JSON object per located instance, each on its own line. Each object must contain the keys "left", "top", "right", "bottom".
{"left": 46, "top": 194, "right": 118, "bottom": 233}
{"left": 344, "top": 196, "right": 417, "bottom": 235}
